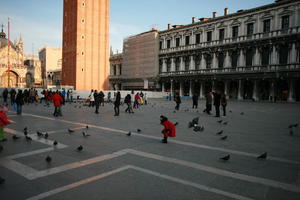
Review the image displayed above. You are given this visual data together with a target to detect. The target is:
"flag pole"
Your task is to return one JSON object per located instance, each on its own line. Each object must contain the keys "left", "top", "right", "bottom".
{"left": 7, "top": 17, "right": 10, "bottom": 87}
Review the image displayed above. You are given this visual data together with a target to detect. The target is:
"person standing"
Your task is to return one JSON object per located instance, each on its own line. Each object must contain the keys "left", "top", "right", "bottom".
{"left": 133, "top": 93, "right": 140, "bottom": 109}
{"left": 114, "top": 91, "right": 121, "bottom": 116}
{"left": 89, "top": 90, "right": 95, "bottom": 107}
{"left": 213, "top": 90, "right": 221, "bottom": 117}
{"left": 221, "top": 93, "right": 227, "bottom": 116}
{"left": 50, "top": 91, "right": 63, "bottom": 117}
{"left": 94, "top": 90, "right": 100, "bottom": 114}
{"left": 192, "top": 93, "right": 199, "bottom": 109}
{"left": 0, "top": 105, "right": 10, "bottom": 142}
{"left": 2, "top": 88, "right": 8, "bottom": 105}
{"left": 203, "top": 92, "right": 212, "bottom": 115}
{"left": 144, "top": 93, "right": 148, "bottom": 105}
{"left": 174, "top": 93, "right": 181, "bottom": 110}
{"left": 160, "top": 115, "right": 176, "bottom": 144}
{"left": 9, "top": 88, "right": 16, "bottom": 105}
{"left": 15, "top": 90, "right": 24, "bottom": 115}
{"left": 99, "top": 91, "right": 105, "bottom": 106}
{"left": 124, "top": 94, "right": 134, "bottom": 113}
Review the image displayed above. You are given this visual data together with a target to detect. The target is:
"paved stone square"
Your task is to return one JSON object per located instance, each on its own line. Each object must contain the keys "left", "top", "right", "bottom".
{"left": 0, "top": 99, "right": 300, "bottom": 200}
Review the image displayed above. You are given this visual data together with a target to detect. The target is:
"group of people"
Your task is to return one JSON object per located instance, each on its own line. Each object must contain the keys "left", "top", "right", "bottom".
{"left": 203, "top": 90, "right": 227, "bottom": 117}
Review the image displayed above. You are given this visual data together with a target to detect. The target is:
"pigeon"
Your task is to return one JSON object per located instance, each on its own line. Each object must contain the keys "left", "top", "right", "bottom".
{"left": 44, "top": 132, "right": 49, "bottom": 139}
{"left": 82, "top": 132, "right": 90, "bottom": 137}
{"left": 229, "top": 110, "right": 232, "bottom": 113}
{"left": 37, "top": 131, "right": 43, "bottom": 137}
{"left": 216, "top": 130, "right": 223, "bottom": 135}
{"left": 223, "top": 121, "right": 228, "bottom": 125}
{"left": 12, "top": 135, "right": 20, "bottom": 140}
{"left": 289, "top": 129, "right": 294, "bottom": 136}
{"left": 0, "top": 145, "right": 3, "bottom": 152}
{"left": 288, "top": 124, "right": 294, "bottom": 129}
{"left": 294, "top": 123, "right": 299, "bottom": 128}
{"left": 126, "top": 131, "right": 131, "bottom": 136}
{"left": 77, "top": 145, "right": 83, "bottom": 151}
{"left": 174, "top": 122, "right": 178, "bottom": 126}
{"left": 137, "top": 129, "right": 141, "bottom": 133}
{"left": 220, "top": 155, "right": 230, "bottom": 161}
{"left": 193, "top": 126, "right": 204, "bottom": 132}
{"left": 173, "top": 111, "right": 176, "bottom": 113}
{"left": 240, "top": 112, "right": 244, "bottom": 115}
{"left": 79, "top": 106, "right": 81, "bottom": 108}
{"left": 24, "top": 127, "right": 28, "bottom": 132}
{"left": 192, "top": 117, "right": 199, "bottom": 125}
{"left": 221, "top": 136, "right": 228, "bottom": 140}
{"left": 86, "top": 125, "right": 89, "bottom": 129}
{"left": 24, "top": 130, "right": 28, "bottom": 136}
{"left": 74, "top": 105, "right": 77, "bottom": 108}
{"left": 68, "top": 129, "right": 75, "bottom": 133}
{"left": 25, "top": 136, "right": 32, "bottom": 141}
{"left": 257, "top": 152, "right": 267, "bottom": 159}
{"left": 45, "top": 155, "right": 52, "bottom": 163}
{"left": 53, "top": 140, "right": 58, "bottom": 146}
{"left": 217, "top": 120, "right": 223, "bottom": 123}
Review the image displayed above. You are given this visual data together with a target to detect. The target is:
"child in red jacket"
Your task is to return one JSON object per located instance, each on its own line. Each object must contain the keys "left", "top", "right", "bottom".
{"left": 160, "top": 115, "right": 176, "bottom": 143}
{"left": 0, "top": 105, "right": 10, "bottom": 142}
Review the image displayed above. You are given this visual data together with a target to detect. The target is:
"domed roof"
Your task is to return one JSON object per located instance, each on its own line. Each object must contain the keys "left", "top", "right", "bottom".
{"left": 0, "top": 37, "right": 16, "bottom": 49}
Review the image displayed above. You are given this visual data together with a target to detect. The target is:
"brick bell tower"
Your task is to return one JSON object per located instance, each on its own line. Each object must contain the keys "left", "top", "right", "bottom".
{"left": 62, "top": 0, "right": 110, "bottom": 91}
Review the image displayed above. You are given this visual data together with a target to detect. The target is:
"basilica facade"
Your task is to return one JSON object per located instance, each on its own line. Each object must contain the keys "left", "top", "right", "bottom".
{"left": 158, "top": 0, "right": 300, "bottom": 101}
{"left": 0, "top": 27, "right": 42, "bottom": 88}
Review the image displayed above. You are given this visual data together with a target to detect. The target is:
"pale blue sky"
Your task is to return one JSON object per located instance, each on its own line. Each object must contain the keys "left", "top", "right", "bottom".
{"left": 0, "top": 0, "right": 274, "bottom": 54}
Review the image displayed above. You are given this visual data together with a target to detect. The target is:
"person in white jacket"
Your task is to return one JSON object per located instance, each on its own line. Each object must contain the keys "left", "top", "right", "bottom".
{"left": 89, "top": 89, "right": 95, "bottom": 107}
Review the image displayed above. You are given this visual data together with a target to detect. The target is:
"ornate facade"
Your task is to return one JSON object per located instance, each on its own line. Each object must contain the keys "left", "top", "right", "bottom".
{"left": 159, "top": 0, "right": 300, "bottom": 101}
{"left": 0, "top": 27, "right": 42, "bottom": 88}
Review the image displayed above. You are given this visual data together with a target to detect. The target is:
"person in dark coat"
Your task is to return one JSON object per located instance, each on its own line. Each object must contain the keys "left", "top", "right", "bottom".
{"left": 221, "top": 93, "right": 227, "bottom": 116}
{"left": 174, "top": 93, "right": 181, "bottom": 110}
{"left": 99, "top": 91, "right": 105, "bottom": 106}
{"left": 9, "top": 88, "right": 16, "bottom": 105}
{"left": 15, "top": 90, "right": 24, "bottom": 115}
{"left": 203, "top": 92, "right": 212, "bottom": 114}
{"left": 2, "top": 88, "right": 8, "bottom": 105}
{"left": 160, "top": 115, "right": 176, "bottom": 143}
{"left": 124, "top": 94, "right": 134, "bottom": 113}
{"left": 94, "top": 90, "right": 100, "bottom": 114}
{"left": 213, "top": 90, "right": 221, "bottom": 117}
{"left": 114, "top": 91, "right": 121, "bottom": 116}
{"left": 192, "top": 93, "right": 199, "bottom": 109}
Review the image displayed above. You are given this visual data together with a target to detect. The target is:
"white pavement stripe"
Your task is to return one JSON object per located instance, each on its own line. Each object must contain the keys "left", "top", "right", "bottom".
{"left": 130, "top": 165, "right": 255, "bottom": 200}
{"left": 128, "top": 149, "right": 300, "bottom": 193}
{"left": 0, "top": 159, "right": 38, "bottom": 179}
{"left": 23, "top": 112, "right": 300, "bottom": 165}
{"left": 26, "top": 149, "right": 129, "bottom": 180}
{"left": 6, "top": 147, "right": 54, "bottom": 160}
{"left": 25, "top": 166, "right": 131, "bottom": 200}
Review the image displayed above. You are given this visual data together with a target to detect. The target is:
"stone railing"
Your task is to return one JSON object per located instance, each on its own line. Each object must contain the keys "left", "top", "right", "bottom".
{"left": 159, "top": 26, "right": 300, "bottom": 54}
{"left": 159, "top": 63, "right": 300, "bottom": 76}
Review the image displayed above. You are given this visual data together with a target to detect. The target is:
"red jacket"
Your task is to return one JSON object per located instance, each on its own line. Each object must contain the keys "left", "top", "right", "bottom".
{"left": 0, "top": 111, "right": 10, "bottom": 126}
{"left": 50, "top": 93, "right": 63, "bottom": 107}
{"left": 161, "top": 120, "right": 176, "bottom": 137}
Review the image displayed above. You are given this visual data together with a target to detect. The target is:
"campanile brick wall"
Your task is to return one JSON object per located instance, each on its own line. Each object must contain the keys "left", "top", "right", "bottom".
{"left": 62, "top": 0, "right": 109, "bottom": 91}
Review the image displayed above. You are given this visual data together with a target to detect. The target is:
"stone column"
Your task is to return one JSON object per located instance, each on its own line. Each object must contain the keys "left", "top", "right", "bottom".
{"left": 238, "top": 49, "right": 245, "bottom": 67}
{"left": 189, "top": 80, "right": 193, "bottom": 96}
{"left": 255, "top": 48, "right": 261, "bottom": 66}
{"left": 224, "top": 51, "right": 231, "bottom": 68}
{"left": 288, "top": 79, "right": 295, "bottom": 102}
{"left": 212, "top": 53, "right": 217, "bottom": 69}
{"left": 252, "top": 80, "right": 258, "bottom": 101}
{"left": 190, "top": 55, "right": 195, "bottom": 70}
{"left": 161, "top": 82, "right": 165, "bottom": 92}
{"left": 271, "top": 45, "right": 278, "bottom": 65}
{"left": 170, "top": 80, "right": 174, "bottom": 95}
{"left": 171, "top": 58, "right": 175, "bottom": 72}
{"left": 162, "top": 59, "right": 167, "bottom": 72}
{"left": 199, "top": 82, "right": 204, "bottom": 99}
{"left": 269, "top": 81, "right": 275, "bottom": 101}
{"left": 237, "top": 80, "right": 243, "bottom": 100}
{"left": 212, "top": 80, "right": 216, "bottom": 91}
{"left": 180, "top": 57, "right": 184, "bottom": 71}
{"left": 224, "top": 81, "right": 229, "bottom": 96}
{"left": 180, "top": 81, "right": 184, "bottom": 96}
{"left": 289, "top": 43, "right": 297, "bottom": 64}
{"left": 200, "top": 54, "right": 206, "bottom": 69}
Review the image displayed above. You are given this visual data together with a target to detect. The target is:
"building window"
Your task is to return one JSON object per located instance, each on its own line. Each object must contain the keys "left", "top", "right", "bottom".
{"left": 159, "top": 41, "right": 163, "bottom": 50}
{"left": 263, "top": 19, "right": 271, "bottom": 33}
{"left": 247, "top": 23, "right": 254, "bottom": 35}
{"left": 113, "top": 65, "right": 116, "bottom": 75}
{"left": 119, "top": 64, "right": 122, "bottom": 75}
{"left": 207, "top": 31, "right": 212, "bottom": 42}
{"left": 232, "top": 26, "right": 239, "bottom": 38}
{"left": 279, "top": 45, "right": 288, "bottom": 64}
{"left": 231, "top": 51, "right": 238, "bottom": 68}
{"left": 81, "top": 51, "right": 84, "bottom": 56}
{"left": 218, "top": 53, "right": 224, "bottom": 68}
{"left": 184, "top": 57, "right": 190, "bottom": 71}
{"left": 185, "top": 36, "right": 190, "bottom": 45}
{"left": 206, "top": 54, "right": 212, "bottom": 69}
{"left": 82, "top": 2, "right": 85, "bottom": 6}
{"left": 81, "top": 35, "right": 85, "bottom": 39}
{"left": 262, "top": 47, "right": 270, "bottom": 65}
{"left": 219, "top": 29, "right": 225, "bottom": 40}
{"left": 246, "top": 49, "right": 254, "bottom": 66}
{"left": 195, "top": 55, "right": 201, "bottom": 70}
{"left": 175, "top": 57, "right": 180, "bottom": 71}
{"left": 166, "top": 59, "right": 171, "bottom": 72}
{"left": 195, "top": 33, "right": 201, "bottom": 44}
{"left": 81, "top": 19, "right": 85, "bottom": 23}
{"left": 282, "top": 15, "right": 289, "bottom": 30}
{"left": 176, "top": 38, "right": 180, "bottom": 47}
{"left": 167, "top": 40, "right": 171, "bottom": 48}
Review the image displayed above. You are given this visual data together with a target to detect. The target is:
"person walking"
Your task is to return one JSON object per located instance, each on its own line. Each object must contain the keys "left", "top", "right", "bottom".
{"left": 174, "top": 93, "right": 181, "bottom": 110}
{"left": 94, "top": 90, "right": 100, "bottom": 114}
{"left": 192, "top": 93, "right": 199, "bottom": 109}
{"left": 114, "top": 91, "right": 121, "bottom": 116}
{"left": 89, "top": 90, "right": 95, "bottom": 107}
{"left": 221, "top": 93, "right": 227, "bottom": 116}
{"left": 2, "top": 88, "right": 8, "bottom": 105}
{"left": 15, "top": 90, "right": 24, "bottom": 115}
{"left": 9, "top": 88, "right": 16, "bottom": 105}
{"left": 50, "top": 91, "right": 63, "bottom": 117}
{"left": 124, "top": 94, "right": 134, "bottom": 113}
{"left": 0, "top": 105, "right": 10, "bottom": 142}
{"left": 203, "top": 92, "right": 212, "bottom": 115}
{"left": 160, "top": 115, "right": 176, "bottom": 144}
{"left": 213, "top": 90, "right": 221, "bottom": 117}
{"left": 99, "top": 91, "right": 105, "bottom": 106}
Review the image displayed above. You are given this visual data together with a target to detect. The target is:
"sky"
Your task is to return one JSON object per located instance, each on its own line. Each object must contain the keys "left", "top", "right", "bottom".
{"left": 0, "top": 0, "right": 274, "bottom": 55}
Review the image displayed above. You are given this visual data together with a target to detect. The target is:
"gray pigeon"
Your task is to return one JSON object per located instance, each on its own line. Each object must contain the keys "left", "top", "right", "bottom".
{"left": 220, "top": 155, "right": 230, "bottom": 161}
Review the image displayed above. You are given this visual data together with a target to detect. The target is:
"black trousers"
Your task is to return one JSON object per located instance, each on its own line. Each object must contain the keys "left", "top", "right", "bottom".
{"left": 192, "top": 101, "right": 198, "bottom": 109}
{"left": 222, "top": 104, "right": 226, "bottom": 116}
{"left": 215, "top": 105, "right": 220, "bottom": 117}
{"left": 114, "top": 105, "right": 120, "bottom": 115}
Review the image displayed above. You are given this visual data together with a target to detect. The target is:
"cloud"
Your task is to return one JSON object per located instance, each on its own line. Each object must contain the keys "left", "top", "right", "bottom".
{"left": 0, "top": 14, "right": 62, "bottom": 55}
